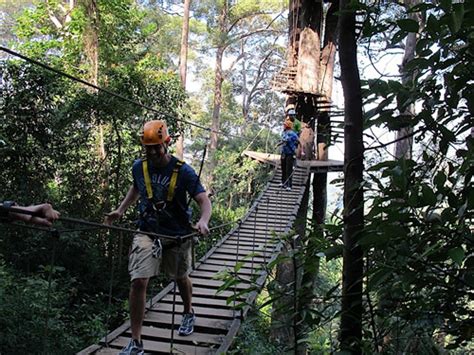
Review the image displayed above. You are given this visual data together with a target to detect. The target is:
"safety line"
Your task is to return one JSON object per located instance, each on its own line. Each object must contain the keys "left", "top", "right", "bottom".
{"left": 0, "top": 46, "right": 241, "bottom": 139}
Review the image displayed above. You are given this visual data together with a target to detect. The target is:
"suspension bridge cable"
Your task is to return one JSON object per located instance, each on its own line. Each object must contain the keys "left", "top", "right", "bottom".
{"left": 0, "top": 46, "right": 242, "bottom": 139}
{"left": 2, "top": 206, "right": 197, "bottom": 241}
{"left": 2, "top": 205, "right": 239, "bottom": 241}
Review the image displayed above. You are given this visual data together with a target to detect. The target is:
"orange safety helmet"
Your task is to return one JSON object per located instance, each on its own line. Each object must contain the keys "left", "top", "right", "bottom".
{"left": 140, "top": 120, "right": 171, "bottom": 145}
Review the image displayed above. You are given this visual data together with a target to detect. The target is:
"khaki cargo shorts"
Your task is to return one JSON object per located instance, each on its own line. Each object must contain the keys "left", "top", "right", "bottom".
{"left": 128, "top": 233, "right": 192, "bottom": 281}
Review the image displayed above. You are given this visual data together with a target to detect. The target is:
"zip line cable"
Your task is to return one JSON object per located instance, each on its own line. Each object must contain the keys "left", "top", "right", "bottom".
{"left": 0, "top": 46, "right": 242, "bottom": 139}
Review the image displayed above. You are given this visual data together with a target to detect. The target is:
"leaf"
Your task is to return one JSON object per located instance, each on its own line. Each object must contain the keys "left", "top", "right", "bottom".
{"left": 391, "top": 30, "right": 408, "bottom": 45}
{"left": 458, "top": 202, "right": 467, "bottom": 218}
{"left": 405, "top": 58, "right": 430, "bottom": 72}
{"left": 368, "top": 160, "right": 398, "bottom": 171}
{"left": 426, "top": 14, "right": 441, "bottom": 35}
{"left": 450, "top": 4, "right": 465, "bottom": 33}
{"left": 421, "top": 184, "right": 437, "bottom": 206}
{"left": 439, "top": 0, "right": 452, "bottom": 12}
{"left": 448, "top": 247, "right": 465, "bottom": 266}
{"left": 434, "top": 171, "right": 446, "bottom": 190}
{"left": 358, "top": 232, "right": 391, "bottom": 247}
{"left": 368, "top": 267, "right": 393, "bottom": 290}
{"left": 322, "top": 245, "right": 343, "bottom": 260}
{"left": 409, "top": 3, "right": 435, "bottom": 13}
{"left": 397, "top": 19, "right": 419, "bottom": 33}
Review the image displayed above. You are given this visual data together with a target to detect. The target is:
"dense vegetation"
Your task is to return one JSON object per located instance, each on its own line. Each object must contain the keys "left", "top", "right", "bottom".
{"left": 0, "top": 0, "right": 472, "bottom": 354}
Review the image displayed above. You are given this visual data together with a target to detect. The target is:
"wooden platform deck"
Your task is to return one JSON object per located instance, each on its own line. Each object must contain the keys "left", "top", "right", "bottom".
{"left": 79, "top": 165, "right": 310, "bottom": 354}
{"left": 243, "top": 150, "right": 344, "bottom": 173}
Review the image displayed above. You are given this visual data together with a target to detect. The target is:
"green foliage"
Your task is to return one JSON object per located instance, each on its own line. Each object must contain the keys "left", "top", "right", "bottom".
{"left": 358, "top": 1, "right": 474, "bottom": 352}
{"left": 0, "top": 1, "right": 189, "bottom": 351}
{"left": 228, "top": 291, "right": 285, "bottom": 355}
{"left": 0, "top": 259, "right": 111, "bottom": 353}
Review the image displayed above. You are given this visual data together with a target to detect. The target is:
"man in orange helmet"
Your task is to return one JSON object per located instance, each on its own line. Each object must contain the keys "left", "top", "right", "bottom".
{"left": 105, "top": 120, "right": 211, "bottom": 355}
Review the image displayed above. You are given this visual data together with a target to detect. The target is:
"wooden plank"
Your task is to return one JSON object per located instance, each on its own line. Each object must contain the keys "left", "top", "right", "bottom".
{"left": 190, "top": 277, "right": 249, "bottom": 290}
{"left": 232, "top": 230, "right": 284, "bottom": 238}
{"left": 227, "top": 231, "right": 280, "bottom": 238}
{"left": 219, "top": 243, "right": 272, "bottom": 250}
{"left": 246, "top": 208, "right": 295, "bottom": 216}
{"left": 225, "top": 237, "right": 277, "bottom": 244}
{"left": 209, "top": 253, "right": 267, "bottom": 263}
{"left": 196, "top": 263, "right": 257, "bottom": 276}
{"left": 160, "top": 294, "right": 244, "bottom": 308}
{"left": 204, "top": 258, "right": 266, "bottom": 270}
{"left": 222, "top": 238, "right": 276, "bottom": 245}
{"left": 244, "top": 217, "right": 289, "bottom": 224}
{"left": 189, "top": 269, "right": 251, "bottom": 281}
{"left": 137, "top": 326, "right": 223, "bottom": 346}
{"left": 145, "top": 311, "right": 232, "bottom": 332}
{"left": 186, "top": 286, "right": 243, "bottom": 299}
{"left": 150, "top": 303, "right": 237, "bottom": 319}
{"left": 229, "top": 230, "right": 281, "bottom": 237}
{"left": 94, "top": 348, "right": 120, "bottom": 354}
{"left": 216, "top": 249, "right": 273, "bottom": 259}
{"left": 111, "top": 336, "right": 213, "bottom": 355}
{"left": 239, "top": 222, "right": 286, "bottom": 230}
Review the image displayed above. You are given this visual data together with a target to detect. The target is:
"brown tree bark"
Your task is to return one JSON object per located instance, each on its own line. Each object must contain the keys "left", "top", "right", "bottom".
{"left": 313, "top": 0, "right": 338, "bottom": 226}
{"left": 176, "top": 0, "right": 192, "bottom": 160}
{"left": 338, "top": 0, "right": 364, "bottom": 353}
{"left": 394, "top": 0, "right": 422, "bottom": 159}
{"left": 206, "top": 2, "right": 228, "bottom": 189}
{"left": 272, "top": 1, "right": 324, "bottom": 352}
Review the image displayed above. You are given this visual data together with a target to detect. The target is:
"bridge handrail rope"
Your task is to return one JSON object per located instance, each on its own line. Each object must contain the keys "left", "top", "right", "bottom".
{"left": 1, "top": 205, "right": 241, "bottom": 244}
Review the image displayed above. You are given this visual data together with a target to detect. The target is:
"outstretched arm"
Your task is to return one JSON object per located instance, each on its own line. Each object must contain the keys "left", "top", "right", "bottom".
{"left": 104, "top": 185, "right": 139, "bottom": 225}
{"left": 2, "top": 202, "right": 60, "bottom": 227}
{"left": 193, "top": 192, "right": 211, "bottom": 236}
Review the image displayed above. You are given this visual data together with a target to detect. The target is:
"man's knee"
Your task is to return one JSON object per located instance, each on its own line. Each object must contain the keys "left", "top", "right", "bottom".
{"left": 176, "top": 275, "right": 190, "bottom": 285}
{"left": 131, "top": 278, "right": 148, "bottom": 292}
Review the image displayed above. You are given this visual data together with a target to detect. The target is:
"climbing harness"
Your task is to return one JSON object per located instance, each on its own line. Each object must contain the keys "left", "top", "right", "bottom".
{"left": 142, "top": 158, "right": 184, "bottom": 204}
{"left": 151, "top": 238, "right": 163, "bottom": 259}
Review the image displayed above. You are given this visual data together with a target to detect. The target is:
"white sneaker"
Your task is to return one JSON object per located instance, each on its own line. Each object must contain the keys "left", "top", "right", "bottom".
{"left": 119, "top": 339, "right": 144, "bottom": 355}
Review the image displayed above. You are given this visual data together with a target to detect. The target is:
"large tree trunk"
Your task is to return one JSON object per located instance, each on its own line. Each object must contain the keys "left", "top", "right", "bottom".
{"left": 272, "top": 1, "right": 323, "bottom": 352}
{"left": 80, "top": 0, "right": 107, "bottom": 208}
{"left": 206, "top": 2, "right": 227, "bottom": 189}
{"left": 176, "top": 0, "right": 191, "bottom": 160}
{"left": 338, "top": 0, "right": 364, "bottom": 353}
{"left": 207, "top": 45, "right": 224, "bottom": 188}
{"left": 394, "top": 0, "right": 421, "bottom": 159}
{"left": 313, "top": 0, "right": 338, "bottom": 226}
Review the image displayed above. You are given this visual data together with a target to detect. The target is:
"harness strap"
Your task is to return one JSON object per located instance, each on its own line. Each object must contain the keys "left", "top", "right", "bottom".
{"left": 142, "top": 160, "right": 153, "bottom": 199}
{"left": 167, "top": 160, "right": 184, "bottom": 202}
{"left": 142, "top": 159, "right": 184, "bottom": 202}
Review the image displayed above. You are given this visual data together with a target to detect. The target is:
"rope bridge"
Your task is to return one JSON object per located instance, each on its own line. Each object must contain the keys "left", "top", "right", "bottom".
{"left": 79, "top": 164, "right": 310, "bottom": 354}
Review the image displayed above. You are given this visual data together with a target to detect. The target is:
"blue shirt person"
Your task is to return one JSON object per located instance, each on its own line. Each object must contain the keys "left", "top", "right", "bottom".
{"left": 105, "top": 120, "right": 212, "bottom": 352}
{"left": 279, "top": 119, "right": 299, "bottom": 190}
